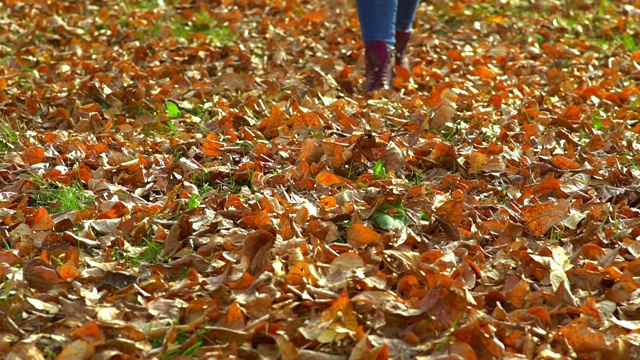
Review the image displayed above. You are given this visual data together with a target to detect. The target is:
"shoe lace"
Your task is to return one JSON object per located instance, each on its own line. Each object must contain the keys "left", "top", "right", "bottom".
{"left": 366, "top": 52, "right": 392, "bottom": 85}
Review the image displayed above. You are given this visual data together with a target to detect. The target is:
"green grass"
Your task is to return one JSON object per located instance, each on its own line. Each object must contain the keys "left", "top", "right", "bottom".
{"left": 0, "top": 117, "right": 25, "bottom": 151}
{"left": 620, "top": 34, "right": 638, "bottom": 52}
{"left": 29, "top": 177, "right": 95, "bottom": 213}
{"left": 162, "top": 330, "right": 206, "bottom": 360}
{"left": 113, "top": 236, "right": 164, "bottom": 267}
{"left": 190, "top": 169, "right": 246, "bottom": 196}
{"left": 170, "top": 12, "right": 235, "bottom": 44}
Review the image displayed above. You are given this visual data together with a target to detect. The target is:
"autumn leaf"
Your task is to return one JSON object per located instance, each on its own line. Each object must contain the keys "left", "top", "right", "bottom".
{"left": 23, "top": 258, "right": 60, "bottom": 292}
{"left": 316, "top": 291, "right": 358, "bottom": 343}
{"left": 26, "top": 207, "right": 55, "bottom": 231}
{"left": 316, "top": 171, "right": 349, "bottom": 187}
{"left": 347, "top": 223, "right": 383, "bottom": 247}
{"left": 4, "top": 0, "right": 640, "bottom": 357}
{"left": 522, "top": 199, "right": 570, "bottom": 236}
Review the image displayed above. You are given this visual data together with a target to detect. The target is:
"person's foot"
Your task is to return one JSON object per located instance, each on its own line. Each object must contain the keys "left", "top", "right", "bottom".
{"left": 363, "top": 40, "right": 394, "bottom": 93}
{"left": 394, "top": 30, "right": 412, "bottom": 68}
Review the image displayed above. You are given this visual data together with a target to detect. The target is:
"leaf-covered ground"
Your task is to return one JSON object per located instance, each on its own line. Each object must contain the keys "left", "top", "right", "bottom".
{"left": 2, "top": 0, "right": 640, "bottom": 358}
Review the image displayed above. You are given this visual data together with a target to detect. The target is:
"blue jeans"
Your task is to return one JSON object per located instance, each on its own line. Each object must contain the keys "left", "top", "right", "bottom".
{"left": 356, "top": 0, "right": 420, "bottom": 46}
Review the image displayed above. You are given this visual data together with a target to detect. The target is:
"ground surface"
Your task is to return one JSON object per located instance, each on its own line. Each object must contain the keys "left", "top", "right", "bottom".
{"left": 2, "top": 0, "right": 640, "bottom": 358}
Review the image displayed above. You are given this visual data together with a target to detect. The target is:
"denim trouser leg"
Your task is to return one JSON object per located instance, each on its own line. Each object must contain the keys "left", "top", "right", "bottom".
{"left": 355, "top": 0, "right": 397, "bottom": 47}
{"left": 396, "top": 0, "right": 420, "bottom": 31}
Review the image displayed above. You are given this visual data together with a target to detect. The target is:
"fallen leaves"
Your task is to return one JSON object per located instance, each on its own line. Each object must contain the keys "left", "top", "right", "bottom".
{"left": 1, "top": 0, "right": 640, "bottom": 358}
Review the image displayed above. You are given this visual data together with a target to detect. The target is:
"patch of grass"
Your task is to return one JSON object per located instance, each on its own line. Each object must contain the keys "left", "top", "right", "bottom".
{"left": 154, "top": 10, "right": 235, "bottom": 44}
{"left": 113, "top": 236, "right": 164, "bottom": 267}
{"left": 620, "top": 34, "right": 637, "bottom": 52}
{"left": 190, "top": 170, "right": 217, "bottom": 196}
{"left": 132, "top": 0, "right": 161, "bottom": 10}
{"left": 138, "top": 237, "right": 163, "bottom": 263}
{"left": 0, "top": 117, "right": 26, "bottom": 151}
{"left": 162, "top": 331, "right": 205, "bottom": 360}
{"left": 591, "top": 111, "right": 603, "bottom": 130}
{"left": 190, "top": 169, "right": 245, "bottom": 196}
{"left": 30, "top": 177, "right": 94, "bottom": 213}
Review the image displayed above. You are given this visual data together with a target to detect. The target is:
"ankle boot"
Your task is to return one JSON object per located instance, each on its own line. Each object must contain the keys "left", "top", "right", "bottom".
{"left": 363, "top": 40, "right": 393, "bottom": 93}
{"left": 394, "top": 30, "right": 412, "bottom": 68}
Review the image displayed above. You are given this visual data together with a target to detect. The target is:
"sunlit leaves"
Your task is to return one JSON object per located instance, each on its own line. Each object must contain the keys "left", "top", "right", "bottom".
{"left": 2, "top": 0, "right": 640, "bottom": 358}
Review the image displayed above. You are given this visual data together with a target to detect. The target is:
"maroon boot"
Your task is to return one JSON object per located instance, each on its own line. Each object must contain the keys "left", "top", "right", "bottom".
{"left": 363, "top": 40, "right": 394, "bottom": 93}
{"left": 394, "top": 30, "right": 412, "bottom": 68}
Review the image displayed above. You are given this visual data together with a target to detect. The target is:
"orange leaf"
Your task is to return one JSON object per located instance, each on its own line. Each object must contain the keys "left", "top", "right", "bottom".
{"left": 560, "top": 104, "right": 581, "bottom": 121}
{"left": 298, "top": 139, "right": 324, "bottom": 163}
{"left": 469, "top": 152, "right": 489, "bottom": 174}
{"left": 202, "top": 139, "right": 224, "bottom": 157}
{"left": 289, "top": 113, "right": 323, "bottom": 130}
{"left": 347, "top": 223, "right": 383, "bottom": 247}
{"left": 58, "top": 262, "right": 78, "bottom": 280}
{"left": 229, "top": 272, "right": 255, "bottom": 290}
{"left": 303, "top": 10, "right": 325, "bottom": 23}
{"left": 522, "top": 199, "right": 570, "bottom": 236}
{"left": 487, "top": 94, "right": 503, "bottom": 108}
{"left": 435, "top": 199, "right": 464, "bottom": 227}
{"left": 433, "top": 141, "right": 456, "bottom": 169}
{"left": 506, "top": 279, "right": 530, "bottom": 309}
{"left": 22, "top": 146, "right": 46, "bottom": 165}
{"left": 217, "top": 300, "right": 245, "bottom": 330}
{"left": 430, "top": 103, "right": 456, "bottom": 130}
{"left": 26, "top": 207, "right": 55, "bottom": 231}
{"left": 550, "top": 154, "right": 581, "bottom": 170}
{"left": 71, "top": 321, "right": 104, "bottom": 343}
{"left": 527, "top": 306, "right": 551, "bottom": 327}
{"left": 318, "top": 291, "right": 357, "bottom": 343}
{"left": 394, "top": 65, "right": 411, "bottom": 83}
{"left": 419, "top": 277, "right": 468, "bottom": 323}
{"left": 316, "top": 171, "right": 348, "bottom": 187}
{"left": 558, "top": 323, "right": 611, "bottom": 352}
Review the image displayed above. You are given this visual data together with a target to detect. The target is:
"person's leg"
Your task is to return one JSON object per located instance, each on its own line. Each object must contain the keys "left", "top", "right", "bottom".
{"left": 355, "top": 0, "right": 398, "bottom": 92}
{"left": 355, "top": 0, "right": 397, "bottom": 47}
{"left": 395, "top": 0, "right": 420, "bottom": 67}
{"left": 396, "top": 0, "right": 420, "bottom": 32}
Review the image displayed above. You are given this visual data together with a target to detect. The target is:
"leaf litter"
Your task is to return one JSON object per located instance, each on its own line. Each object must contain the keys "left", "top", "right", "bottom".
{"left": 2, "top": 0, "right": 640, "bottom": 358}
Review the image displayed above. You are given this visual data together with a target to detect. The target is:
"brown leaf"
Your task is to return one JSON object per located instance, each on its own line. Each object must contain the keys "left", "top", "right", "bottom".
{"left": 522, "top": 199, "right": 570, "bottom": 236}
{"left": 217, "top": 300, "right": 245, "bottom": 330}
{"left": 435, "top": 199, "right": 464, "bottom": 227}
{"left": 26, "top": 207, "right": 55, "bottom": 231}
{"left": 57, "top": 339, "right": 94, "bottom": 360}
{"left": 317, "top": 291, "right": 358, "bottom": 343}
{"left": 242, "top": 230, "right": 275, "bottom": 276}
{"left": 550, "top": 154, "right": 581, "bottom": 170}
{"left": 420, "top": 276, "right": 469, "bottom": 324}
{"left": 23, "top": 258, "right": 60, "bottom": 292}
{"left": 557, "top": 323, "right": 611, "bottom": 353}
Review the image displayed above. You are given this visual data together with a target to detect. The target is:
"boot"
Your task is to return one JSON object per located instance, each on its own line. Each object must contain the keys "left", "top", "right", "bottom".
{"left": 394, "top": 30, "right": 412, "bottom": 68}
{"left": 363, "top": 40, "right": 394, "bottom": 93}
